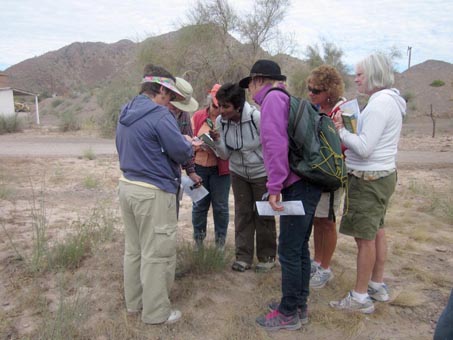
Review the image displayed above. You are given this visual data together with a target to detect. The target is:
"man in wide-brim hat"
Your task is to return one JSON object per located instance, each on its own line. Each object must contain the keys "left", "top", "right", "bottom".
{"left": 168, "top": 77, "right": 202, "bottom": 190}
{"left": 240, "top": 59, "right": 322, "bottom": 332}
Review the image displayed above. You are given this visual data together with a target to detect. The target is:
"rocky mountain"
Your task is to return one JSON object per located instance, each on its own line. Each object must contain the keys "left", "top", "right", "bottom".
{"left": 4, "top": 26, "right": 453, "bottom": 117}
{"left": 4, "top": 39, "right": 137, "bottom": 96}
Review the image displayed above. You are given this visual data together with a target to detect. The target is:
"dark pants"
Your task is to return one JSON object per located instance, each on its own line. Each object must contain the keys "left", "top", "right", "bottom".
{"left": 278, "top": 180, "right": 322, "bottom": 316}
{"left": 231, "top": 172, "right": 276, "bottom": 264}
{"left": 434, "top": 289, "right": 453, "bottom": 340}
{"left": 192, "top": 164, "right": 230, "bottom": 245}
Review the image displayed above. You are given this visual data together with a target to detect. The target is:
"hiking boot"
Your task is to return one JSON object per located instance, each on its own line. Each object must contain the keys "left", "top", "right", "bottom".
{"left": 255, "top": 258, "right": 276, "bottom": 272}
{"left": 165, "top": 310, "right": 182, "bottom": 324}
{"left": 256, "top": 309, "right": 301, "bottom": 331}
{"left": 329, "top": 291, "right": 375, "bottom": 314}
{"left": 268, "top": 301, "right": 308, "bottom": 325}
{"left": 310, "top": 268, "right": 333, "bottom": 289}
{"left": 368, "top": 283, "right": 390, "bottom": 302}
{"left": 310, "top": 259, "right": 320, "bottom": 278}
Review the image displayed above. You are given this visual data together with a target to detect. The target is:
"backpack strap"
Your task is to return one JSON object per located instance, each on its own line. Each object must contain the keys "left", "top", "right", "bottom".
{"left": 328, "top": 191, "right": 336, "bottom": 222}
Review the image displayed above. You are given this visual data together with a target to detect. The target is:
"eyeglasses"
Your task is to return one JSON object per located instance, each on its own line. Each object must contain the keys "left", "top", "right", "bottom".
{"left": 307, "top": 86, "right": 325, "bottom": 95}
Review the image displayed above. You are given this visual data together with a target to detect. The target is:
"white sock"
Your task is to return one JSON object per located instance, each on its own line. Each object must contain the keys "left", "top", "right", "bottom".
{"left": 313, "top": 260, "right": 321, "bottom": 267}
{"left": 369, "top": 280, "right": 384, "bottom": 289}
{"left": 351, "top": 290, "right": 369, "bottom": 303}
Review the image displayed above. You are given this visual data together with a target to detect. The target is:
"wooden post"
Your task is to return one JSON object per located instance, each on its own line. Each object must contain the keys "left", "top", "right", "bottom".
{"left": 430, "top": 104, "right": 436, "bottom": 138}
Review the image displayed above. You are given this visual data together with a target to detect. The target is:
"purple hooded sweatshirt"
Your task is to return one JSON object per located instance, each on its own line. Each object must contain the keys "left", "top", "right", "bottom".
{"left": 253, "top": 83, "right": 300, "bottom": 195}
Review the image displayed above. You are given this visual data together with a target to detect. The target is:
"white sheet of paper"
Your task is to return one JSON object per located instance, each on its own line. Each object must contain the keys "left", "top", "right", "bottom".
{"left": 181, "top": 176, "right": 209, "bottom": 203}
{"left": 255, "top": 201, "right": 305, "bottom": 216}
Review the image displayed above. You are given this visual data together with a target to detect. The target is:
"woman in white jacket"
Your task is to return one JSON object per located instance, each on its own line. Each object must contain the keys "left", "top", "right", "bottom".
{"left": 210, "top": 82, "right": 277, "bottom": 273}
{"left": 330, "top": 53, "right": 406, "bottom": 314}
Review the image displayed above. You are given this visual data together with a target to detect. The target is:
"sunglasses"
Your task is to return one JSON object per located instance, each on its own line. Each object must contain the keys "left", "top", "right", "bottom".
{"left": 307, "top": 86, "right": 325, "bottom": 95}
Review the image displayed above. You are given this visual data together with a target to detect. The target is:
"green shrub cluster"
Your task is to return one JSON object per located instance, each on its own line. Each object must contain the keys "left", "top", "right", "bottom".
{"left": 430, "top": 79, "right": 445, "bottom": 87}
{"left": 0, "top": 113, "right": 23, "bottom": 134}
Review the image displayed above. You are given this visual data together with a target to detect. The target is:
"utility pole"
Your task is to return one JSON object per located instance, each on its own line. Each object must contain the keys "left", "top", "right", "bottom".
{"left": 407, "top": 46, "right": 412, "bottom": 70}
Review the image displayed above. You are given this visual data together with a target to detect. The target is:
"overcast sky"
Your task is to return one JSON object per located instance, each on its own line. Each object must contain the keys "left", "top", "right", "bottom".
{"left": 1, "top": 0, "right": 452, "bottom": 72}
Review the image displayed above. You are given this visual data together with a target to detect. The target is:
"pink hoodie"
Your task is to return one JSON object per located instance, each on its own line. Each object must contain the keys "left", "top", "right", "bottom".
{"left": 253, "top": 83, "right": 300, "bottom": 195}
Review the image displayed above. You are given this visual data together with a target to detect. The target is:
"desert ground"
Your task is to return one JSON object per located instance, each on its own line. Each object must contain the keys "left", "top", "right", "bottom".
{"left": 0, "top": 116, "right": 452, "bottom": 339}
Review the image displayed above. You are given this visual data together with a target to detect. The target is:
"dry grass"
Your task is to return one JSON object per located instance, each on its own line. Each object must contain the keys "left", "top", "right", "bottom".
{"left": 1, "top": 129, "right": 453, "bottom": 339}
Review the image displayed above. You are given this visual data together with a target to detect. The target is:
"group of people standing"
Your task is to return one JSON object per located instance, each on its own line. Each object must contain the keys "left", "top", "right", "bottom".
{"left": 115, "top": 52, "right": 407, "bottom": 330}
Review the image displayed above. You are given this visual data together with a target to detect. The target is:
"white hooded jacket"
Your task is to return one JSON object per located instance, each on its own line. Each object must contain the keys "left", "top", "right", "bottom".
{"left": 339, "top": 88, "right": 407, "bottom": 171}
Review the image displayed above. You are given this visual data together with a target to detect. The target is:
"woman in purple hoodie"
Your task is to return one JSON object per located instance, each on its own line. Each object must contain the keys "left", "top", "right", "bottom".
{"left": 239, "top": 60, "right": 322, "bottom": 331}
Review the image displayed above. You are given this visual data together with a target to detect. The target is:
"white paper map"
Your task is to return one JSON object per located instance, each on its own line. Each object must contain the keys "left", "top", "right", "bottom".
{"left": 255, "top": 201, "right": 305, "bottom": 216}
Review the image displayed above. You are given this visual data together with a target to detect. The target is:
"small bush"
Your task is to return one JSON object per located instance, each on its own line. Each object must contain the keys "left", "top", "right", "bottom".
{"left": 59, "top": 110, "right": 80, "bottom": 132}
{"left": 82, "top": 148, "right": 96, "bottom": 160}
{"left": 51, "top": 98, "right": 64, "bottom": 108}
{"left": 176, "top": 241, "right": 233, "bottom": 277}
{"left": 430, "top": 80, "right": 445, "bottom": 87}
{"left": 83, "top": 175, "right": 98, "bottom": 189}
{"left": 402, "top": 91, "right": 414, "bottom": 103}
{"left": 0, "top": 113, "right": 23, "bottom": 134}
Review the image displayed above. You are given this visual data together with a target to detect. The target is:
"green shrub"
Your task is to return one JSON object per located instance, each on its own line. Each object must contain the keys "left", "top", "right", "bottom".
{"left": 58, "top": 110, "right": 80, "bottom": 132}
{"left": 83, "top": 174, "right": 98, "bottom": 189}
{"left": 0, "top": 113, "right": 23, "bottom": 134}
{"left": 176, "top": 241, "right": 233, "bottom": 277}
{"left": 51, "top": 98, "right": 64, "bottom": 108}
{"left": 82, "top": 148, "right": 96, "bottom": 160}
{"left": 430, "top": 80, "right": 445, "bottom": 87}
{"left": 96, "top": 76, "right": 138, "bottom": 137}
{"left": 402, "top": 91, "right": 415, "bottom": 103}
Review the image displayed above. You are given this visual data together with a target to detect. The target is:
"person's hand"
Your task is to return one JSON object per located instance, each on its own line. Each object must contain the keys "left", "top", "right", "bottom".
{"left": 183, "top": 134, "right": 193, "bottom": 142}
{"left": 332, "top": 110, "right": 345, "bottom": 130}
{"left": 191, "top": 136, "right": 204, "bottom": 147}
{"left": 209, "top": 128, "right": 220, "bottom": 141}
{"left": 269, "top": 194, "right": 284, "bottom": 212}
{"left": 188, "top": 172, "right": 202, "bottom": 188}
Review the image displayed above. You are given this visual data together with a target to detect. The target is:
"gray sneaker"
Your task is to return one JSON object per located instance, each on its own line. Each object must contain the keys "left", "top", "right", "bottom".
{"left": 329, "top": 291, "right": 375, "bottom": 314}
{"left": 310, "top": 259, "right": 320, "bottom": 278}
{"left": 268, "top": 301, "right": 308, "bottom": 325}
{"left": 256, "top": 309, "right": 301, "bottom": 331}
{"left": 368, "top": 283, "right": 390, "bottom": 302}
{"left": 255, "top": 258, "right": 276, "bottom": 272}
{"left": 310, "top": 268, "right": 333, "bottom": 289}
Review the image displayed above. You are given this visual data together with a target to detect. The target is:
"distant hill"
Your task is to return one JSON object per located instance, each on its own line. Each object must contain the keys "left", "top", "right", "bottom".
{"left": 4, "top": 39, "right": 137, "bottom": 96}
{"left": 4, "top": 27, "right": 453, "bottom": 118}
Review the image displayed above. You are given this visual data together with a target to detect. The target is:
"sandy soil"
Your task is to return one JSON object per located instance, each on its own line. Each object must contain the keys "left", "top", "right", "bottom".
{"left": 0, "top": 118, "right": 452, "bottom": 339}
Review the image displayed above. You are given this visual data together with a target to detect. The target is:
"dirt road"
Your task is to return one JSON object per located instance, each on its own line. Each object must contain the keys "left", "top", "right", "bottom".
{"left": 1, "top": 131, "right": 452, "bottom": 168}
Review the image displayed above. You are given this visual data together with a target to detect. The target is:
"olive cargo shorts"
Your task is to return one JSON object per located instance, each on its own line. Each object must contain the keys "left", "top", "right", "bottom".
{"left": 340, "top": 172, "right": 396, "bottom": 240}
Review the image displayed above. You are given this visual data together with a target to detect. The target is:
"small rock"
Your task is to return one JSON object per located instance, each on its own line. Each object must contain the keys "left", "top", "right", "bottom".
{"left": 435, "top": 247, "right": 447, "bottom": 253}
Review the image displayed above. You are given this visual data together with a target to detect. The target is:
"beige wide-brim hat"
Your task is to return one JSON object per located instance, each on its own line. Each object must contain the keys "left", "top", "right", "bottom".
{"left": 142, "top": 75, "right": 185, "bottom": 101}
{"left": 170, "top": 77, "right": 199, "bottom": 112}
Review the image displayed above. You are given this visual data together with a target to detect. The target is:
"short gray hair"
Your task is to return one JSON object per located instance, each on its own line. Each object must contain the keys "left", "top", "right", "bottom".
{"left": 357, "top": 53, "right": 394, "bottom": 92}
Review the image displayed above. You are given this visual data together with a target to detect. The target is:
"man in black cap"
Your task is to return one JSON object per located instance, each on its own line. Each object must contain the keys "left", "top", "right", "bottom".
{"left": 240, "top": 59, "right": 322, "bottom": 331}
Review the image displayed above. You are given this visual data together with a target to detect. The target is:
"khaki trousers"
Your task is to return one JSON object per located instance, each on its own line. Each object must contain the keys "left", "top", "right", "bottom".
{"left": 118, "top": 181, "right": 177, "bottom": 324}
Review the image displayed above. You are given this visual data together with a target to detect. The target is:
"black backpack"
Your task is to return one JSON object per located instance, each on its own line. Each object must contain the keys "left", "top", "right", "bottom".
{"left": 265, "top": 88, "right": 347, "bottom": 192}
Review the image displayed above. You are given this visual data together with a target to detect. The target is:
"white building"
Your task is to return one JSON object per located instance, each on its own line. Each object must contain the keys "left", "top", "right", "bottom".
{"left": 0, "top": 73, "right": 40, "bottom": 124}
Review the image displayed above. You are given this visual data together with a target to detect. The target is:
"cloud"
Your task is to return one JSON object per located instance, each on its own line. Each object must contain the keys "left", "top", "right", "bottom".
{"left": 1, "top": 0, "right": 452, "bottom": 72}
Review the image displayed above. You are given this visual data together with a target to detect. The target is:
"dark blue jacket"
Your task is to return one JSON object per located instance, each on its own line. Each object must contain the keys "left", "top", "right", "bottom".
{"left": 116, "top": 94, "right": 193, "bottom": 194}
